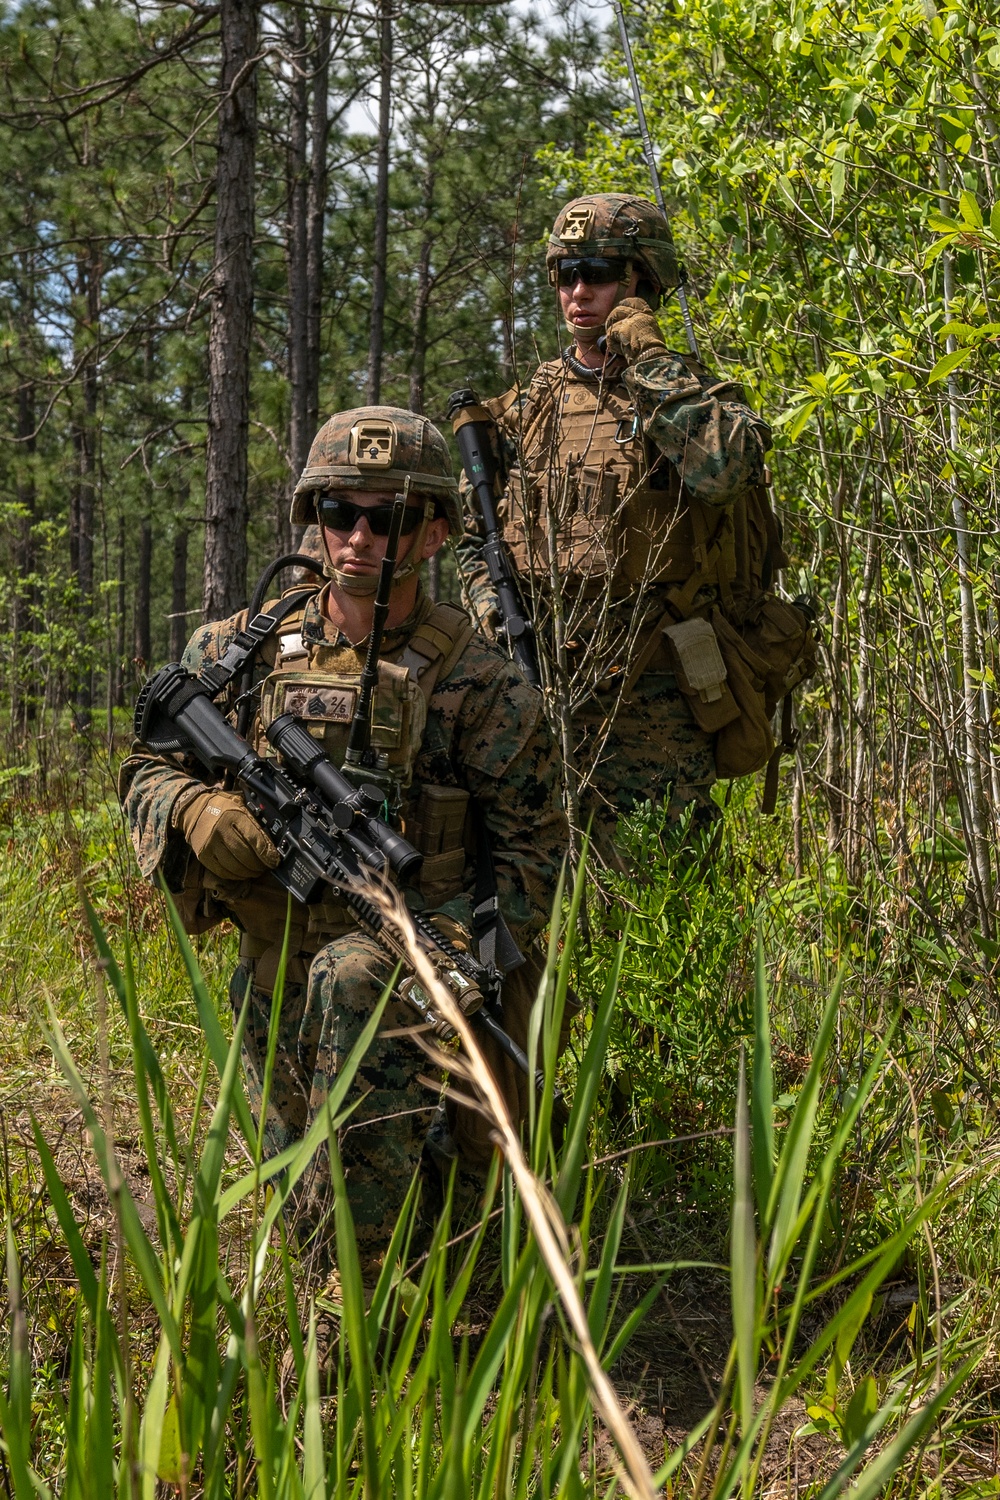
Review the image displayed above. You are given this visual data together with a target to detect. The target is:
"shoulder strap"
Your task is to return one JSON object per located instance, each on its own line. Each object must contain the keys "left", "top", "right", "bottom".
{"left": 200, "top": 586, "right": 318, "bottom": 698}
{"left": 470, "top": 800, "right": 524, "bottom": 975}
{"left": 397, "top": 602, "right": 475, "bottom": 705}
{"left": 485, "top": 384, "right": 521, "bottom": 429}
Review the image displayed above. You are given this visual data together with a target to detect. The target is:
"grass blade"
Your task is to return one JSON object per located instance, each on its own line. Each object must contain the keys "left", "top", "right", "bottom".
{"left": 731, "top": 1048, "right": 757, "bottom": 1440}
{"left": 29, "top": 1116, "right": 100, "bottom": 1316}
{"left": 751, "top": 927, "right": 774, "bottom": 1219}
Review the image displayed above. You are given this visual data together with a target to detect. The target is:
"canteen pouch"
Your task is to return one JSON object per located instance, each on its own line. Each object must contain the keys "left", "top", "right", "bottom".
{"left": 709, "top": 610, "right": 776, "bottom": 778}
{"left": 407, "top": 784, "right": 470, "bottom": 904}
{"left": 662, "top": 617, "right": 741, "bottom": 734}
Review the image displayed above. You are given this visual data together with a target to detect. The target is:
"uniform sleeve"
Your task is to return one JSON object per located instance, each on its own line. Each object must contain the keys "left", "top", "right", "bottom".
{"left": 436, "top": 663, "right": 566, "bottom": 948}
{"left": 624, "top": 351, "right": 771, "bottom": 506}
{"left": 454, "top": 494, "right": 502, "bottom": 638}
{"left": 118, "top": 616, "right": 239, "bottom": 880}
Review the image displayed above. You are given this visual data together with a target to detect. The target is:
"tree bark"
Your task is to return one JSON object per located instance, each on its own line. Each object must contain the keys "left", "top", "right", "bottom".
{"left": 366, "top": 0, "right": 392, "bottom": 405}
{"left": 134, "top": 517, "right": 152, "bottom": 668}
{"left": 286, "top": 0, "right": 310, "bottom": 543}
{"left": 12, "top": 371, "right": 36, "bottom": 732}
{"left": 113, "top": 515, "right": 126, "bottom": 710}
{"left": 410, "top": 205, "right": 435, "bottom": 599}
{"left": 307, "top": 7, "right": 331, "bottom": 438}
{"left": 203, "top": 0, "right": 259, "bottom": 621}
{"left": 170, "top": 527, "right": 190, "bottom": 664}
{"left": 71, "top": 242, "right": 100, "bottom": 728}
{"left": 408, "top": 216, "right": 433, "bottom": 417}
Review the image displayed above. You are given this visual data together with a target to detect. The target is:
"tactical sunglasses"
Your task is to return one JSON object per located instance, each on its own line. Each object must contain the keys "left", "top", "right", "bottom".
{"left": 554, "top": 256, "right": 629, "bottom": 288}
{"left": 318, "top": 496, "right": 424, "bottom": 536}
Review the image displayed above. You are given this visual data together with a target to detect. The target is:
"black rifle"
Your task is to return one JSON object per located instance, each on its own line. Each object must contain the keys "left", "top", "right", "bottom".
{"left": 134, "top": 666, "right": 552, "bottom": 1097}
{"left": 446, "top": 388, "right": 541, "bottom": 689}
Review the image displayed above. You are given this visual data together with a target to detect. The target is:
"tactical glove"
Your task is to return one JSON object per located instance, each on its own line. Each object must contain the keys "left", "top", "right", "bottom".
{"left": 603, "top": 297, "right": 667, "bottom": 364}
{"left": 175, "top": 789, "right": 281, "bottom": 882}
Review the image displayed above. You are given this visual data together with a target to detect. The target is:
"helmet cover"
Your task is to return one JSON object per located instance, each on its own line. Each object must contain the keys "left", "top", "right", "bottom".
{"left": 546, "top": 193, "right": 679, "bottom": 296}
{"left": 291, "top": 405, "right": 461, "bottom": 537}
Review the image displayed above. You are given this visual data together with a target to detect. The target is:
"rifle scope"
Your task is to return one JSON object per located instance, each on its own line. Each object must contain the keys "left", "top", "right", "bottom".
{"left": 266, "top": 712, "right": 423, "bottom": 883}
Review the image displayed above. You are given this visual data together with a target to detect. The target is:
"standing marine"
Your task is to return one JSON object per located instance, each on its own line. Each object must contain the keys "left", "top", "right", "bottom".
{"left": 457, "top": 193, "right": 809, "bottom": 851}
{"left": 120, "top": 405, "right": 568, "bottom": 1285}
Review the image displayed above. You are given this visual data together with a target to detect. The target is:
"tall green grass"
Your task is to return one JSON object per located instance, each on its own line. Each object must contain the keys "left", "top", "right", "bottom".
{"left": 0, "top": 817, "right": 988, "bottom": 1495}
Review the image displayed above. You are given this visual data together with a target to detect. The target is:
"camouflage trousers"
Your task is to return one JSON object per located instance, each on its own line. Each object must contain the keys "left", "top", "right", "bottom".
{"left": 573, "top": 670, "right": 718, "bottom": 851}
{"left": 231, "top": 939, "right": 561, "bottom": 1271}
{"left": 231, "top": 934, "right": 433, "bottom": 1275}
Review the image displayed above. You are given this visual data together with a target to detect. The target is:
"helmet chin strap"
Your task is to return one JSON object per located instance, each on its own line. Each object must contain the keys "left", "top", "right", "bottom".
{"left": 565, "top": 316, "right": 605, "bottom": 347}
{"left": 321, "top": 496, "right": 435, "bottom": 596}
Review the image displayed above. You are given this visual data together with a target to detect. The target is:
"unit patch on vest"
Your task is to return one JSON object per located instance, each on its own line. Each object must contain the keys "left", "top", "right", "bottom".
{"left": 283, "top": 684, "right": 356, "bottom": 723}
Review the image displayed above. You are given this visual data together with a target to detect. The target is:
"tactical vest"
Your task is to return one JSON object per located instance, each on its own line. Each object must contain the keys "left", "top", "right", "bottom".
{"left": 196, "top": 596, "right": 477, "bottom": 983}
{"left": 496, "top": 356, "right": 738, "bottom": 603}
{"left": 492, "top": 355, "right": 818, "bottom": 805}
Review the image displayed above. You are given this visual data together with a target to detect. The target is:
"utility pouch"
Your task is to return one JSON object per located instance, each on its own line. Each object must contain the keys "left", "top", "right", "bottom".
{"left": 662, "top": 617, "right": 741, "bottom": 734}
{"left": 505, "top": 469, "right": 543, "bottom": 573}
{"left": 710, "top": 609, "right": 776, "bottom": 778}
{"left": 577, "top": 462, "right": 618, "bottom": 518}
{"left": 737, "top": 595, "right": 819, "bottom": 716}
{"left": 408, "top": 784, "right": 470, "bottom": 904}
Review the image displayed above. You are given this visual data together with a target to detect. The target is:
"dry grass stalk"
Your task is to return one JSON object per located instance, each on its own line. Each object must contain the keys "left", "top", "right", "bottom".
{"left": 372, "top": 883, "right": 660, "bottom": 1500}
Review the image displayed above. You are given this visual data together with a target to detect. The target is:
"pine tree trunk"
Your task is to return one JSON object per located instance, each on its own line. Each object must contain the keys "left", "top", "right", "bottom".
{"left": 286, "top": 2, "right": 309, "bottom": 546}
{"left": 13, "top": 373, "right": 36, "bottom": 733}
{"left": 170, "top": 527, "right": 189, "bottom": 664}
{"left": 366, "top": 1, "right": 392, "bottom": 405}
{"left": 307, "top": 8, "right": 330, "bottom": 436}
{"left": 408, "top": 219, "right": 433, "bottom": 417}
{"left": 71, "top": 243, "right": 100, "bottom": 729}
{"left": 410, "top": 213, "right": 435, "bottom": 599}
{"left": 114, "top": 515, "right": 126, "bottom": 709}
{"left": 134, "top": 518, "right": 152, "bottom": 668}
{"left": 203, "top": 0, "right": 259, "bottom": 621}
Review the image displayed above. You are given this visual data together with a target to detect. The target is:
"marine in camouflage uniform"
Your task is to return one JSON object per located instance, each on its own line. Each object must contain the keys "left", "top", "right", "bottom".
{"left": 457, "top": 194, "right": 772, "bottom": 848}
{"left": 121, "top": 405, "right": 567, "bottom": 1277}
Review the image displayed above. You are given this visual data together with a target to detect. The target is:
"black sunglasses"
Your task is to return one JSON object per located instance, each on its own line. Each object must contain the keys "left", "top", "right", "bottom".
{"left": 318, "top": 497, "right": 424, "bottom": 536}
{"left": 555, "top": 257, "right": 629, "bottom": 289}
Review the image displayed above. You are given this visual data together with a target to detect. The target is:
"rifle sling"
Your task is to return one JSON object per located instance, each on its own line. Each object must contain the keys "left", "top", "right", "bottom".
{"left": 199, "top": 587, "right": 319, "bottom": 698}
{"left": 470, "top": 802, "right": 525, "bottom": 976}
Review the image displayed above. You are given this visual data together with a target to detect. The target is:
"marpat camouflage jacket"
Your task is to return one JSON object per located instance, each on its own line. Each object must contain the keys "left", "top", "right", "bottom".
{"left": 119, "top": 586, "right": 566, "bottom": 952}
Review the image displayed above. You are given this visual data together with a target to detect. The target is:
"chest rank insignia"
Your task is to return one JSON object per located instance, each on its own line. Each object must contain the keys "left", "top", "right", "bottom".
{"left": 350, "top": 419, "right": 396, "bottom": 468}
{"left": 282, "top": 684, "right": 356, "bottom": 723}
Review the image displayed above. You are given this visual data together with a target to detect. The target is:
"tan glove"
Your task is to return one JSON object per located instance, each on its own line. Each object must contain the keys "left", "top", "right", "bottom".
{"left": 603, "top": 297, "right": 667, "bottom": 364}
{"left": 175, "top": 789, "right": 281, "bottom": 882}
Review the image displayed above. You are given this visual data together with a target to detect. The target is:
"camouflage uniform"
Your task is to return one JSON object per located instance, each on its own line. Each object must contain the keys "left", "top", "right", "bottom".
{"left": 457, "top": 195, "right": 772, "bottom": 846}
{"left": 122, "top": 408, "right": 567, "bottom": 1273}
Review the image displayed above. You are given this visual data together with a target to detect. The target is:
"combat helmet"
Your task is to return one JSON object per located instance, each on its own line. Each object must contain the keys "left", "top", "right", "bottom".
{"left": 546, "top": 193, "right": 679, "bottom": 304}
{"left": 291, "top": 405, "right": 461, "bottom": 594}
